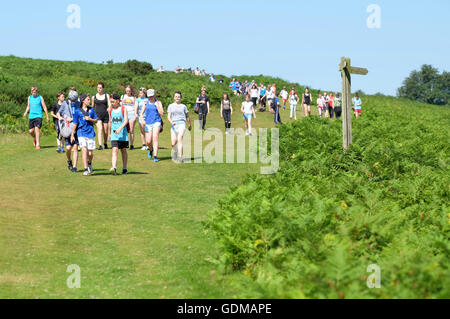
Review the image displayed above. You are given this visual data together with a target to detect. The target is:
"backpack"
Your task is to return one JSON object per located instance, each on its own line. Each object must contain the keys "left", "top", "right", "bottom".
{"left": 59, "top": 100, "right": 74, "bottom": 138}
{"left": 109, "top": 106, "right": 130, "bottom": 131}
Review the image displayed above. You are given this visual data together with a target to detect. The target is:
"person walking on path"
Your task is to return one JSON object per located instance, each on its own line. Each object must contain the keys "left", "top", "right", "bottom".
{"left": 136, "top": 88, "right": 149, "bottom": 151}
{"left": 92, "top": 82, "right": 111, "bottom": 150}
{"left": 167, "top": 91, "right": 192, "bottom": 163}
{"left": 108, "top": 94, "right": 129, "bottom": 175}
{"left": 280, "top": 86, "right": 288, "bottom": 110}
{"left": 289, "top": 88, "right": 299, "bottom": 120}
{"left": 51, "top": 92, "right": 66, "bottom": 153}
{"left": 352, "top": 93, "right": 363, "bottom": 118}
{"left": 317, "top": 93, "right": 326, "bottom": 118}
{"left": 302, "top": 87, "right": 312, "bottom": 117}
{"left": 334, "top": 93, "right": 342, "bottom": 119}
{"left": 196, "top": 88, "right": 210, "bottom": 130}
{"left": 23, "top": 86, "right": 49, "bottom": 150}
{"left": 140, "top": 89, "right": 164, "bottom": 163}
{"left": 241, "top": 94, "right": 256, "bottom": 136}
{"left": 273, "top": 97, "right": 283, "bottom": 125}
{"left": 72, "top": 94, "right": 98, "bottom": 176}
{"left": 121, "top": 85, "right": 137, "bottom": 150}
{"left": 220, "top": 93, "right": 233, "bottom": 134}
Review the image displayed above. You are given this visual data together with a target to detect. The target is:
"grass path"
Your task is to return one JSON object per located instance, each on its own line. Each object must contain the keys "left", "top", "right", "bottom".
{"left": 0, "top": 106, "right": 307, "bottom": 298}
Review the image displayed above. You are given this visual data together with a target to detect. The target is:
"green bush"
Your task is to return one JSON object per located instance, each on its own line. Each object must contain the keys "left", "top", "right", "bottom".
{"left": 205, "top": 96, "right": 450, "bottom": 299}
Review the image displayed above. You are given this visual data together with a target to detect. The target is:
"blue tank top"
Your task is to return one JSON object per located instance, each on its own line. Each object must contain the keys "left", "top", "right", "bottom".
{"left": 260, "top": 88, "right": 266, "bottom": 96}
{"left": 110, "top": 108, "right": 128, "bottom": 141}
{"left": 144, "top": 102, "right": 162, "bottom": 125}
{"left": 137, "top": 97, "right": 149, "bottom": 115}
{"left": 29, "top": 95, "right": 43, "bottom": 119}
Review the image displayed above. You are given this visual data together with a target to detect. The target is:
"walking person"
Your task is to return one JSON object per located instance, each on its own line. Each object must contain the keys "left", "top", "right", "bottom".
{"left": 334, "top": 93, "right": 342, "bottom": 119}
{"left": 51, "top": 92, "right": 66, "bottom": 153}
{"left": 317, "top": 93, "right": 326, "bottom": 118}
{"left": 302, "top": 87, "right": 312, "bottom": 117}
{"left": 323, "top": 92, "right": 329, "bottom": 118}
{"left": 273, "top": 97, "right": 283, "bottom": 125}
{"left": 57, "top": 90, "right": 80, "bottom": 172}
{"left": 23, "top": 86, "right": 50, "bottom": 150}
{"left": 220, "top": 93, "right": 233, "bottom": 134}
{"left": 121, "top": 85, "right": 137, "bottom": 150}
{"left": 280, "top": 86, "right": 288, "bottom": 110}
{"left": 108, "top": 94, "right": 129, "bottom": 175}
{"left": 167, "top": 91, "right": 192, "bottom": 163}
{"left": 196, "top": 88, "right": 210, "bottom": 131}
{"left": 140, "top": 89, "right": 164, "bottom": 163}
{"left": 241, "top": 94, "right": 256, "bottom": 136}
{"left": 352, "top": 93, "right": 363, "bottom": 118}
{"left": 250, "top": 83, "right": 259, "bottom": 111}
{"left": 259, "top": 83, "right": 267, "bottom": 112}
{"left": 92, "top": 82, "right": 111, "bottom": 150}
{"left": 289, "top": 88, "right": 299, "bottom": 120}
{"left": 72, "top": 94, "right": 98, "bottom": 176}
{"left": 137, "top": 88, "right": 149, "bottom": 150}
{"left": 328, "top": 92, "right": 335, "bottom": 119}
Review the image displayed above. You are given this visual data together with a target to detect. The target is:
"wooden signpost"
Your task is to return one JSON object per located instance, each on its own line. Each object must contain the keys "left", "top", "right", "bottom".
{"left": 339, "top": 57, "right": 368, "bottom": 150}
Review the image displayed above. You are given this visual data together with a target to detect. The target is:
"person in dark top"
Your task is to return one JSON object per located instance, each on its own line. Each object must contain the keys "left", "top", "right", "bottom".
{"left": 273, "top": 97, "right": 283, "bottom": 125}
{"left": 196, "top": 88, "right": 210, "bottom": 130}
{"left": 51, "top": 92, "right": 66, "bottom": 153}
{"left": 91, "top": 82, "right": 111, "bottom": 150}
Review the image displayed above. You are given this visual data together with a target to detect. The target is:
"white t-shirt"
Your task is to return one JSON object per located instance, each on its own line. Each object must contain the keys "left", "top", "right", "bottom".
{"left": 242, "top": 101, "right": 254, "bottom": 114}
{"left": 250, "top": 88, "right": 259, "bottom": 98}
{"left": 280, "top": 90, "right": 288, "bottom": 100}
{"left": 267, "top": 88, "right": 275, "bottom": 99}
{"left": 289, "top": 93, "right": 298, "bottom": 105}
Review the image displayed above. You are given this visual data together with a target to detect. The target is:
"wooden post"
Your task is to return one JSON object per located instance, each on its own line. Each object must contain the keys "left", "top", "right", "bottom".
{"left": 339, "top": 57, "right": 368, "bottom": 150}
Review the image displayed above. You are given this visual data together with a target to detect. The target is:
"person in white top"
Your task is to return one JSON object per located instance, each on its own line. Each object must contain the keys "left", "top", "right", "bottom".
{"left": 289, "top": 88, "right": 299, "bottom": 120}
{"left": 241, "top": 94, "right": 257, "bottom": 136}
{"left": 280, "top": 86, "right": 288, "bottom": 110}
{"left": 121, "top": 85, "right": 138, "bottom": 150}
{"left": 317, "top": 94, "right": 326, "bottom": 118}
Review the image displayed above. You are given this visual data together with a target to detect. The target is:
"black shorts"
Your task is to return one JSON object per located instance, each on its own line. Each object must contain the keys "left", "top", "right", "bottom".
{"left": 111, "top": 140, "right": 129, "bottom": 149}
{"left": 29, "top": 118, "right": 42, "bottom": 129}
{"left": 65, "top": 133, "right": 79, "bottom": 146}
{"left": 97, "top": 112, "right": 109, "bottom": 123}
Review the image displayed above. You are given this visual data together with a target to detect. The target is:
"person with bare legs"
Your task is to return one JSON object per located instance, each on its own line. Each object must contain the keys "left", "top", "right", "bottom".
{"left": 140, "top": 89, "right": 164, "bottom": 163}
{"left": 121, "top": 85, "right": 137, "bottom": 150}
{"left": 108, "top": 94, "right": 129, "bottom": 175}
{"left": 23, "top": 86, "right": 49, "bottom": 150}
{"left": 92, "top": 82, "right": 111, "bottom": 150}
{"left": 137, "top": 88, "right": 149, "bottom": 151}
{"left": 168, "top": 91, "right": 191, "bottom": 163}
{"left": 302, "top": 87, "right": 312, "bottom": 117}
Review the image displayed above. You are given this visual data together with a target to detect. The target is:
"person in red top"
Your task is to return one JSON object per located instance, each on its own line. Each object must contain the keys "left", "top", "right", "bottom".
{"left": 328, "top": 92, "right": 335, "bottom": 119}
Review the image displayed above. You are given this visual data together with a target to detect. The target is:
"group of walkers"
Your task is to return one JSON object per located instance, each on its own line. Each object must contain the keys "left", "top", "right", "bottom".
{"left": 24, "top": 80, "right": 364, "bottom": 176}
{"left": 24, "top": 84, "right": 194, "bottom": 176}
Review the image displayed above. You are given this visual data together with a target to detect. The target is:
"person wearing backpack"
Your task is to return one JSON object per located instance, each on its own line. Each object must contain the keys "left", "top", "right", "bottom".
{"left": 196, "top": 88, "right": 210, "bottom": 131}
{"left": 108, "top": 94, "right": 129, "bottom": 175}
{"left": 72, "top": 94, "right": 98, "bottom": 176}
{"left": 51, "top": 92, "right": 66, "bottom": 153}
{"left": 57, "top": 89, "right": 80, "bottom": 172}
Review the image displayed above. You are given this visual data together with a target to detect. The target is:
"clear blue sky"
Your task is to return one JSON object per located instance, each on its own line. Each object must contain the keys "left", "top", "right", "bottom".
{"left": 1, "top": 0, "right": 449, "bottom": 95}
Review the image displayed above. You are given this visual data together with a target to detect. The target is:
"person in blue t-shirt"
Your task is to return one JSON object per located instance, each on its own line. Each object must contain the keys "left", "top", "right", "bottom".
{"left": 72, "top": 94, "right": 98, "bottom": 176}
{"left": 229, "top": 78, "right": 237, "bottom": 95}
{"left": 235, "top": 80, "right": 241, "bottom": 96}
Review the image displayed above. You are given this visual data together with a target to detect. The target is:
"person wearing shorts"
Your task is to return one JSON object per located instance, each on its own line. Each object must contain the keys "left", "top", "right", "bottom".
{"left": 141, "top": 89, "right": 164, "bottom": 163}
{"left": 108, "top": 94, "right": 129, "bottom": 175}
{"left": 167, "top": 91, "right": 192, "bottom": 163}
{"left": 51, "top": 92, "right": 66, "bottom": 153}
{"left": 352, "top": 94, "right": 362, "bottom": 118}
{"left": 302, "top": 88, "right": 312, "bottom": 117}
{"left": 23, "top": 86, "right": 49, "bottom": 150}
{"left": 136, "top": 88, "right": 149, "bottom": 150}
{"left": 121, "top": 85, "right": 137, "bottom": 150}
{"left": 241, "top": 94, "right": 256, "bottom": 136}
{"left": 258, "top": 83, "right": 267, "bottom": 112}
{"left": 92, "top": 82, "right": 111, "bottom": 150}
{"left": 72, "top": 94, "right": 98, "bottom": 176}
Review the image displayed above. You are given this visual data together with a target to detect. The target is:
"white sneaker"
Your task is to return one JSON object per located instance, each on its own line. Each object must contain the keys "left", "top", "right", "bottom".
{"left": 83, "top": 170, "right": 90, "bottom": 176}
{"left": 110, "top": 167, "right": 117, "bottom": 175}
{"left": 141, "top": 146, "right": 147, "bottom": 151}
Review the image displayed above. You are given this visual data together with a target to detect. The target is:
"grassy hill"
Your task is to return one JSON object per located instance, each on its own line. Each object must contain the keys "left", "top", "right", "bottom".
{"left": 0, "top": 56, "right": 448, "bottom": 299}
